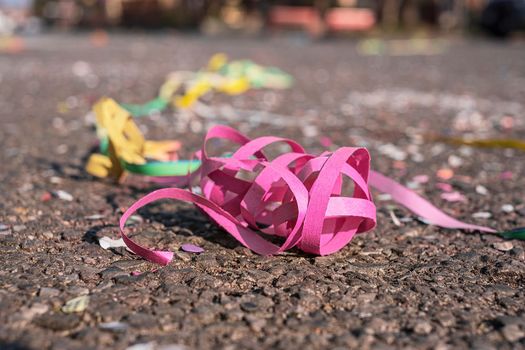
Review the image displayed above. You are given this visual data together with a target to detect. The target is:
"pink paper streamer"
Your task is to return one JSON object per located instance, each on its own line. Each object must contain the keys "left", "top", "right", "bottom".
{"left": 119, "top": 125, "right": 496, "bottom": 265}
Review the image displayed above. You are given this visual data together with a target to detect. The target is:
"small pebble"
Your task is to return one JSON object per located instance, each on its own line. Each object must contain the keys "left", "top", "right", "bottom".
{"left": 406, "top": 181, "right": 420, "bottom": 190}
{"left": 378, "top": 143, "right": 406, "bottom": 161}
{"left": 302, "top": 125, "right": 318, "bottom": 138}
{"left": 413, "top": 320, "right": 433, "bottom": 335}
{"left": 376, "top": 194, "right": 392, "bottom": 201}
{"left": 448, "top": 155, "right": 463, "bottom": 168}
{"left": 501, "top": 324, "right": 525, "bottom": 342}
{"left": 125, "top": 215, "right": 143, "bottom": 226}
{"left": 510, "top": 247, "right": 525, "bottom": 259}
{"left": 411, "top": 153, "right": 424, "bottom": 162}
{"left": 39, "top": 287, "right": 60, "bottom": 298}
{"left": 501, "top": 204, "right": 514, "bottom": 213}
{"left": 13, "top": 225, "right": 26, "bottom": 232}
{"left": 42, "top": 231, "right": 54, "bottom": 239}
{"left": 62, "top": 295, "right": 90, "bottom": 313}
{"left": 493, "top": 241, "right": 513, "bottom": 252}
{"left": 50, "top": 176, "right": 62, "bottom": 184}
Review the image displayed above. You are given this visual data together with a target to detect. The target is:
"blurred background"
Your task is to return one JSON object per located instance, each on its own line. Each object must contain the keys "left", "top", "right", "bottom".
{"left": 1, "top": 0, "right": 524, "bottom": 39}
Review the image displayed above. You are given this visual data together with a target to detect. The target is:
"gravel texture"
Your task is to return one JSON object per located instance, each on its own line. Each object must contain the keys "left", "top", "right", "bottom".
{"left": 1, "top": 33, "right": 525, "bottom": 350}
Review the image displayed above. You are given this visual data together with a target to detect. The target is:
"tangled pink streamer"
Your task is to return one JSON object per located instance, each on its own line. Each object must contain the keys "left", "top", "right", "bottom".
{"left": 120, "top": 125, "right": 495, "bottom": 265}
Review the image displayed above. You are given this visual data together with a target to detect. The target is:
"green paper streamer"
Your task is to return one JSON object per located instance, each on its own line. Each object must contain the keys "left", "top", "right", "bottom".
{"left": 122, "top": 97, "right": 169, "bottom": 117}
{"left": 499, "top": 227, "right": 525, "bottom": 240}
{"left": 123, "top": 159, "right": 201, "bottom": 177}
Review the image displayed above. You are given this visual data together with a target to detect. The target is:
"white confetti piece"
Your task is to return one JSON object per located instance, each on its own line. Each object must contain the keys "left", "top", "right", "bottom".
{"left": 475, "top": 185, "right": 488, "bottom": 195}
{"left": 472, "top": 212, "right": 492, "bottom": 219}
{"left": 85, "top": 214, "right": 105, "bottom": 220}
{"left": 99, "top": 236, "right": 127, "bottom": 250}
{"left": 54, "top": 190, "right": 73, "bottom": 201}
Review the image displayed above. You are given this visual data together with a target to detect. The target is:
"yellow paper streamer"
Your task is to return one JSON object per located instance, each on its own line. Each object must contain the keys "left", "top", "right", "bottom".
{"left": 86, "top": 98, "right": 181, "bottom": 180}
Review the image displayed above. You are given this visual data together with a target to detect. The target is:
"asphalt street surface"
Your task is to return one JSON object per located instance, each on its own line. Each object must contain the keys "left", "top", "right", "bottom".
{"left": 1, "top": 33, "right": 525, "bottom": 349}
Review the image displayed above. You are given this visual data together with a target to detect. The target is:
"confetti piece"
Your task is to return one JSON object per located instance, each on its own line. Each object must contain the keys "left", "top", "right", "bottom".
{"left": 437, "top": 168, "right": 454, "bottom": 180}
{"left": 99, "top": 321, "right": 128, "bottom": 332}
{"left": 475, "top": 185, "right": 488, "bottom": 195}
{"left": 436, "top": 183, "right": 453, "bottom": 192}
{"left": 320, "top": 136, "right": 332, "bottom": 148}
{"left": 501, "top": 204, "right": 514, "bottom": 213}
{"left": 40, "top": 192, "right": 52, "bottom": 202}
{"left": 85, "top": 214, "right": 105, "bottom": 220}
{"left": 126, "top": 342, "right": 156, "bottom": 350}
{"left": 0, "top": 36, "right": 25, "bottom": 54}
{"left": 389, "top": 210, "right": 401, "bottom": 226}
{"left": 62, "top": 295, "right": 89, "bottom": 313}
{"left": 181, "top": 244, "right": 204, "bottom": 254}
{"left": 472, "top": 212, "right": 492, "bottom": 219}
{"left": 412, "top": 175, "right": 429, "bottom": 184}
{"left": 89, "top": 29, "right": 109, "bottom": 48}
{"left": 99, "top": 237, "right": 127, "bottom": 250}
{"left": 118, "top": 125, "right": 495, "bottom": 266}
{"left": 54, "top": 190, "right": 73, "bottom": 201}
{"left": 440, "top": 191, "right": 467, "bottom": 202}
{"left": 500, "top": 171, "right": 513, "bottom": 180}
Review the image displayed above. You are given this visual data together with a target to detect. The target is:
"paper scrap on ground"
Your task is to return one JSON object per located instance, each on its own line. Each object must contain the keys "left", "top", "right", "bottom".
{"left": 181, "top": 244, "right": 204, "bottom": 254}
{"left": 99, "top": 236, "right": 127, "bottom": 250}
{"left": 62, "top": 295, "right": 90, "bottom": 313}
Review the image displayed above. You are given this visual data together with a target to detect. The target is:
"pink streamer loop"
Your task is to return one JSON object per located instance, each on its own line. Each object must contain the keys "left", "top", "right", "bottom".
{"left": 119, "top": 125, "right": 495, "bottom": 265}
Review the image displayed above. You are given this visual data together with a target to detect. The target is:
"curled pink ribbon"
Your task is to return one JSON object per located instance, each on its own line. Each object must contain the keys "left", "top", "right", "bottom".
{"left": 120, "top": 125, "right": 495, "bottom": 265}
